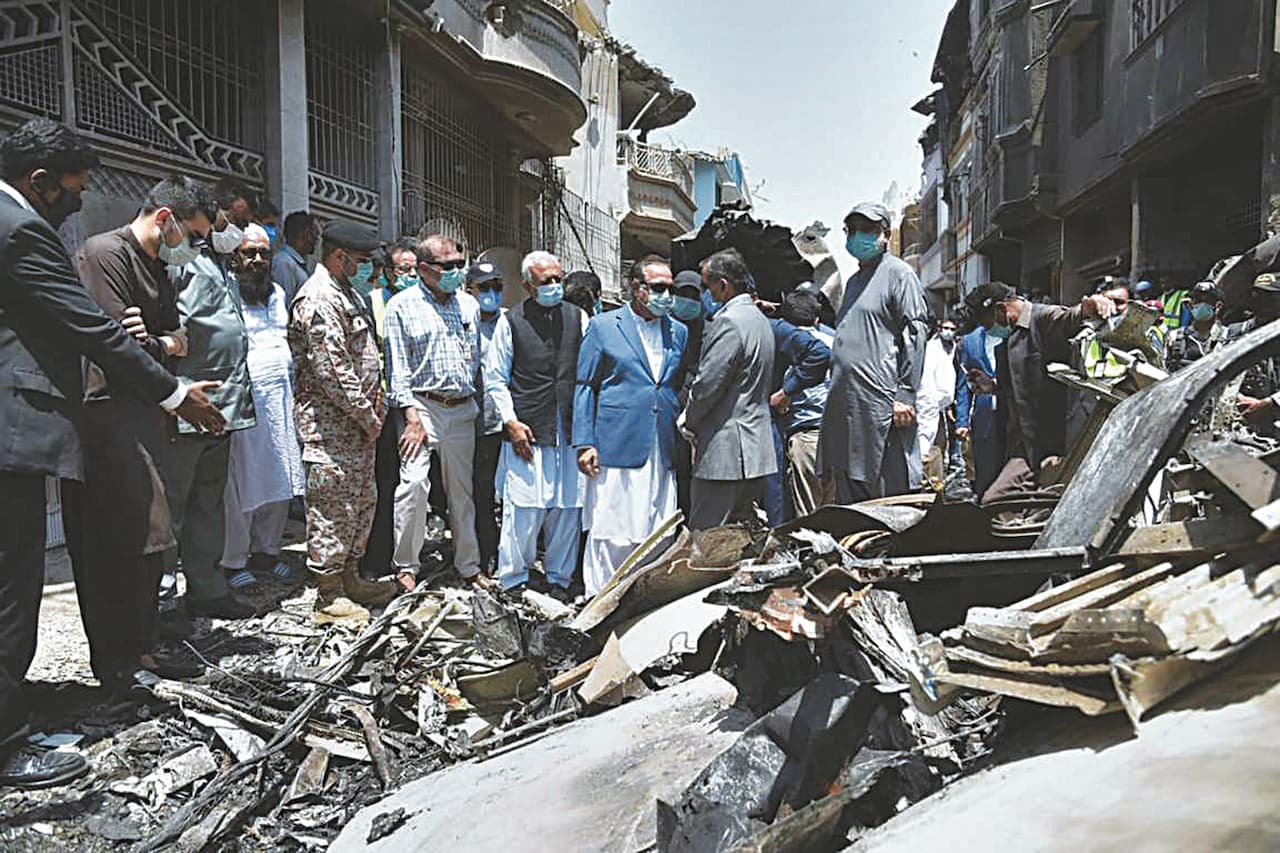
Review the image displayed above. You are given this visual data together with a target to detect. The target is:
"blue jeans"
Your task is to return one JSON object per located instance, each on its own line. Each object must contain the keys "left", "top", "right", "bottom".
{"left": 762, "top": 419, "right": 788, "bottom": 527}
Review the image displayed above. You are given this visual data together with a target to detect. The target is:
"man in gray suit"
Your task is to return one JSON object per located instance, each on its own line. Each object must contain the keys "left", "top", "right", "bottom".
{"left": 682, "top": 248, "right": 777, "bottom": 530}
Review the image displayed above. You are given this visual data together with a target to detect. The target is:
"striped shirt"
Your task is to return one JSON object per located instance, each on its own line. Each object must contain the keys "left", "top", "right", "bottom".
{"left": 384, "top": 284, "right": 482, "bottom": 408}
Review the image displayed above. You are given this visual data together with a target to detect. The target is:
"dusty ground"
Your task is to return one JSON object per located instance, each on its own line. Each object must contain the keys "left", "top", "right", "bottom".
{"left": 27, "top": 548, "right": 93, "bottom": 686}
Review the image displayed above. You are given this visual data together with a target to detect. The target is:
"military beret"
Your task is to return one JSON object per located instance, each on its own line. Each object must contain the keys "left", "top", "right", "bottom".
{"left": 321, "top": 220, "right": 379, "bottom": 252}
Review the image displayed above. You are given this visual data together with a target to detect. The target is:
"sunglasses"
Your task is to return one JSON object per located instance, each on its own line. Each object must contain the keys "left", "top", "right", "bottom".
{"left": 237, "top": 247, "right": 271, "bottom": 259}
{"left": 475, "top": 282, "right": 503, "bottom": 292}
{"left": 542, "top": 275, "right": 564, "bottom": 285}
{"left": 644, "top": 281, "right": 672, "bottom": 294}
{"left": 424, "top": 259, "right": 467, "bottom": 271}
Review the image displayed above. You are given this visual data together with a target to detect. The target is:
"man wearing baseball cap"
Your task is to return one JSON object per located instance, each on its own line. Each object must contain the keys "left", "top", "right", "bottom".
{"left": 818, "top": 201, "right": 930, "bottom": 501}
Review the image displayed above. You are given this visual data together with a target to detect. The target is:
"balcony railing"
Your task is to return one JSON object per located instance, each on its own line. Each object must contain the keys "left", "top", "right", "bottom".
{"left": 617, "top": 136, "right": 695, "bottom": 199}
{"left": 537, "top": 0, "right": 576, "bottom": 19}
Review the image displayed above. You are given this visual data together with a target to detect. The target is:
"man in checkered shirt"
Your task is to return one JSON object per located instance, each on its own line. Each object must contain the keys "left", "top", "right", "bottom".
{"left": 383, "top": 234, "right": 492, "bottom": 590}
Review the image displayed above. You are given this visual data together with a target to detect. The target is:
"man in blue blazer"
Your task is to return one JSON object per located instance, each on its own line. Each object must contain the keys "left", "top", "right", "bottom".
{"left": 954, "top": 322, "right": 1004, "bottom": 497}
{"left": 574, "top": 255, "right": 688, "bottom": 595}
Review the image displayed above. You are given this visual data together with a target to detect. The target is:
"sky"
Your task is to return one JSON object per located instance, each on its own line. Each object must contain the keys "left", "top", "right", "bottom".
{"left": 609, "top": 0, "right": 956, "bottom": 279}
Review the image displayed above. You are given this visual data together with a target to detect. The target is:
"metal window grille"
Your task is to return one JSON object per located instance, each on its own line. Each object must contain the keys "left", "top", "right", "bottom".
{"left": 0, "top": 2, "right": 62, "bottom": 119}
{"left": 1131, "top": 0, "right": 1180, "bottom": 50}
{"left": 0, "top": 42, "right": 61, "bottom": 118}
{"left": 400, "top": 55, "right": 519, "bottom": 252}
{"left": 306, "top": 3, "right": 375, "bottom": 190}
{"left": 536, "top": 183, "right": 621, "bottom": 296}
{"left": 78, "top": 0, "right": 263, "bottom": 150}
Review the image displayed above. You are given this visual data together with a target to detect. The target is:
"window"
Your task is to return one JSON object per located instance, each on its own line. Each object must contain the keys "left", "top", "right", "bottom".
{"left": 1073, "top": 28, "right": 1104, "bottom": 135}
{"left": 1131, "top": 0, "right": 1179, "bottom": 51}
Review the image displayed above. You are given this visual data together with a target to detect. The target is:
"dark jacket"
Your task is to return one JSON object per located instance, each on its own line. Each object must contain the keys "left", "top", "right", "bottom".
{"left": 995, "top": 302, "right": 1083, "bottom": 469}
{"left": 0, "top": 192, "right": 177, "bottom": 480}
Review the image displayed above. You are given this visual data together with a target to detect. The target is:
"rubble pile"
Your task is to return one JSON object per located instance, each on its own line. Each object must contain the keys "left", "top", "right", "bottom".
{"left": 4, "top": 320, "right": 1279, "bottom": 852}
{"left": 922, "top": 549, "right": 1280, "bottom": 726}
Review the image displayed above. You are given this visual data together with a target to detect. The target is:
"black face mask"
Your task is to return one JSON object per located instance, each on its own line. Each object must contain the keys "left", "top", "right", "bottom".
{"left": 34, "top": 174, "right": 82, "bottom": 228}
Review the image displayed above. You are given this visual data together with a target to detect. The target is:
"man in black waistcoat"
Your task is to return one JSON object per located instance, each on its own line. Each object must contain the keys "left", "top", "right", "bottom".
{"left": 481, "top": 251, "right": 587, "bottom": 602}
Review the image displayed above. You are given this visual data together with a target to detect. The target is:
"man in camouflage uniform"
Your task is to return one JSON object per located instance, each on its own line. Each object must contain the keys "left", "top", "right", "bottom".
{"left": 1228, "top": 273, "right": 1280, "bottom": 437}
{"left": 289, "top": 220, "right": 400, "bottom": 622}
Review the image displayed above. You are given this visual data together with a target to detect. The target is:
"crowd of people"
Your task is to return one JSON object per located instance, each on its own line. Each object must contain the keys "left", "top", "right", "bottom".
{"left": 2, "top": 114, "right": 1279, "bottom": 791}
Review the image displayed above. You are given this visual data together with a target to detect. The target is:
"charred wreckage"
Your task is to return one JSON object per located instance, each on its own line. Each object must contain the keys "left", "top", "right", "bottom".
{"left": 3, "top": 234, "right": 1280, "bottom": 852}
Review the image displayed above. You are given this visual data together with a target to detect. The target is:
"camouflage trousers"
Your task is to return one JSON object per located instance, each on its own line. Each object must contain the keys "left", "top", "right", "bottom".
{"left": 305, "top": 449, "right": 377, "bottom": 574}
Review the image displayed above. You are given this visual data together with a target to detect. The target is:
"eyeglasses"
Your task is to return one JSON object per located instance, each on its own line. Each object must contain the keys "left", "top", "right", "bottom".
{"left": 541, "top": 275, "right": 564, "bottom": 285}
{"left": 424, "top": 258, "right": 467, "bottom": 271}
{"left": 644, "top": 280, "right": 672, "bottom": 294}
{"left": 237, "top": 247, "right": 271, "bottom": 259}
{"left": 475, "top": 282, "right": 503, "bottom": 293}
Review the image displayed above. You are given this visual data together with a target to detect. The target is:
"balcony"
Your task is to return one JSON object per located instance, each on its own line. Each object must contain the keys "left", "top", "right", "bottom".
{"left": 398, "top": 0, "right": 586, "bottom": 156}
{"left": 617, "top": 135, "right": 697, "bottom": 252}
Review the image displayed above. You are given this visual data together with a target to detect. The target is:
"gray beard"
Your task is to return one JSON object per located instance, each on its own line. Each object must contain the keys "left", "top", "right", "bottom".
{"left": 237, "top": 269, "right": 272, "bottom": 304}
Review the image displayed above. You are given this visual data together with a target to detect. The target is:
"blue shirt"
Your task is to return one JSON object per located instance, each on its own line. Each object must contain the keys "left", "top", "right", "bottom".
{"left": 784, "top": 324, "right": 834, "bottom": 435}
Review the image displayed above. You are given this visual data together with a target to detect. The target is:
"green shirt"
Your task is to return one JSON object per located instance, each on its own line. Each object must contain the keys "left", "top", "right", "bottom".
{"left": 172, "top": 254, "right": 256, "bottom": 433}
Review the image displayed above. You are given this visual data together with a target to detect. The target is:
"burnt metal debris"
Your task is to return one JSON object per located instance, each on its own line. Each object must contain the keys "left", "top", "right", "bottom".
{"left": 5, "top": 322, "right": 1279, "bottom": 852}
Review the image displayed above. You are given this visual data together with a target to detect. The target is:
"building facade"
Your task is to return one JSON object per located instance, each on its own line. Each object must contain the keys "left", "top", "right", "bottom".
{"left": 920, "top": 0, "right": 1280, "bottom": 304}
{"left": 0, "top": 0, "right": 587, "bottom": 260}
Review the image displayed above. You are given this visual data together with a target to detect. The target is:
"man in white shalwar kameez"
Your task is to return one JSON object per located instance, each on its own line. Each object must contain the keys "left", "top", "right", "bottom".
{"left": 222, "top": 225, "right": 305, "bottom": 578}
{"left": 483, "top": 251, "right": 588, "bottom": 601}
{"left": 916, "top": 319, "right": 958, "bottom": 464}
{"left": 574, "top": 256, "right": 688, "bottom": 596}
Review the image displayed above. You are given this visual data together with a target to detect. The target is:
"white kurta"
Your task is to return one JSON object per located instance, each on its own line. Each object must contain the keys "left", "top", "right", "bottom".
{"left": 228, "top": 284, "right": 306, "bottom": 512}
{"left": 582, "top": 306, "right": 678, "bottom": 595}
{"left": 916, "top": 336, "right": 958, "bottom": 461}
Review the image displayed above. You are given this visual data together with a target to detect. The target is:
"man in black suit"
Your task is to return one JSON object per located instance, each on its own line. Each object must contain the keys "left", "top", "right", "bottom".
{"left": 0, "top": 119, "right": 223, "bottom": 789}
{"left": 964, "top": 282, "right": 1116, "bottom": 504}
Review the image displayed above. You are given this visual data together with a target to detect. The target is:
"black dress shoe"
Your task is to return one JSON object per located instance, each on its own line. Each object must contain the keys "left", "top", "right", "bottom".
{"left": 157, "top": 608, "right": 195, "bottom": 640}
{"left": 0, "top": 748, "right": 89, "bottom": 790}
{"left": 187, "top": 593, "right": 258, "bottom": 620}
{"left": 499, "top": 583, "right": 527, "bottom": 605}
{"left": 146, "top": 654, "right": 205, "bottom": 680}
{"left": 547, "top": 585, "right": 573, "bottom": 605}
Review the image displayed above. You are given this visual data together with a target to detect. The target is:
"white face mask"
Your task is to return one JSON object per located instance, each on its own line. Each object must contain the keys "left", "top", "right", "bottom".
{"left": 211, "top": 222, "right": 245, "bottom": 255}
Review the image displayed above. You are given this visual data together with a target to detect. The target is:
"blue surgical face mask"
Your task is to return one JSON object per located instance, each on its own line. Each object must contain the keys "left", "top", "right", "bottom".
{"left": 438, "top": 267, "right": 465, "bottom": 294}
{"left": 392, "top": 273, "right": 418, "bottom": 293}
{"left": 672, "top": 295, "right": 703, "bottom": 322}
{"left": 647, "top": 290, "right": 674, "bottom": 317}
{"left": 1190, "top": 302, "right": 1216, "bottom": 323}
{"left": 701, "top": 289, "right": 724, "bottom": 317}
{"left": 478, "top": 289, "right": 501, "bottom": 314}
{"left": 536, "top": 282, "right": 563, "bottom": 307}
{"left": 940, "top": 329, "right": 956, "bottom": 343}
{"left": 988, "top": 323, "right": 1013, "bottom": 340}
{"left": 157, "top": 217, "right": 202, "bottom": 267}
{"left": 594, "top": 298, "right": 603, "bottom": 315}
{"left": 846, "top": 232, "right": 884, "bottom": 263}
{"left": 350, "top": 262, "right": 374, "bottom": 292}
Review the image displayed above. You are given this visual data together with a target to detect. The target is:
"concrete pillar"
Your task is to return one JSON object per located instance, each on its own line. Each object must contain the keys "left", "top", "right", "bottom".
{"left": 1129, "top": 175, "right": 1143, "bottom": 283}
{"left": 263, "top": 0, "right": 310, "bottom": 216}
{"left": 374, "top": 28, "right": 402, "bottom": 241}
